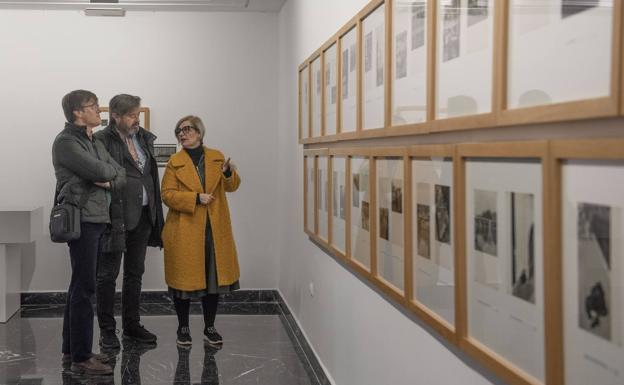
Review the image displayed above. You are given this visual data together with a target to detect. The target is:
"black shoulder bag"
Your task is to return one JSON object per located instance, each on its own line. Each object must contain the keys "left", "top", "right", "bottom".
{"left": 49, "top": 185, "right": 91, "bottom": 243}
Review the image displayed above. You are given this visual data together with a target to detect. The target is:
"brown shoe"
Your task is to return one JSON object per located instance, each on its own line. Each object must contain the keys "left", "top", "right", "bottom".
{"left": 70, "top": 357, "right": 113, "bottom": 375}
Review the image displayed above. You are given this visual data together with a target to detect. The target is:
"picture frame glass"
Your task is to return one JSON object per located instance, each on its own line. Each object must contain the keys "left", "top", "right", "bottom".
{"left": 562, "top": 160, "right": 624, "bottom": 385}
{"left": 324, "top": 43, "right": 338, "bottom": 136}
{"left": 311, "top": 57, "right": 322, "bottom": 137}
{"left": 412, "top": 157, "right": 455, "bottom": 325}
{"left": 363, "top": 4, "right": 386, "bottom": 130}
{"left": 436, "top": 0, "right": 494, "bottom": 119}
{"left": 351, "top": 156, "right": 371, "bottom": 269}
{"left": 340, "top": 27, "right": 358, "bottom": 133}
{"left": 507, "top": 1, "right": 614, "bottom": 109}
{"left": 306, "top": 156, "right": 315, "bottom": 232}
{"left": 392, "top": 0, "right": 428, "bottom": 126}
{"left": 376, "top": 157, "right": 405, "bottom": 291}
{"left": 332, "top": 156, "right": 347, "bottom": 253}
{"left": 300, "top": 66, "right": 310, "bottom": 139}
{"left": 466, "top": 157, "right": 545, "bottom": 382}
{"left": 317, "top": 155, "right": 329, "bottom": 240}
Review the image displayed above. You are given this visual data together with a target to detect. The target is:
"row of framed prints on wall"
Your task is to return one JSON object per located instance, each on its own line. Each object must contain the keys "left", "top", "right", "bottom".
{"left": 303, "top": 139, "right": 624, "bottom": 385}
{"left": 298, "top": 0, "right": 624, "bottom": 143}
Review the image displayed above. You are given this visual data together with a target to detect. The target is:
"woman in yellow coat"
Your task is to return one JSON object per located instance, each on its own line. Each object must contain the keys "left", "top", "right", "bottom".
{"left": 161, "top": 115, "right": 241, "bottom": 347}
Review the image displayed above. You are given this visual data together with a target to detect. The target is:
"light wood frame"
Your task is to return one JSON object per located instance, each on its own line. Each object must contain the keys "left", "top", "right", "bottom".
{"left": 99, "top": 106, "right": 150, "bottom": 131}
{"left": 298, "top": 0, "right": 623, "bottom": 145}
{"left": 298, "top": 65, "right": 311, "bottom": 142}
{"left": 328, "top": 149, "right": 350, "bottom": 259}
{"left": 456, "top": 141, "right": 550, "bottom": 385}
{"left": 303, "top": 153, "right": 315, "bottom": 236}
{"left": 407, "top": 144, "right": 457, "bottom": 343}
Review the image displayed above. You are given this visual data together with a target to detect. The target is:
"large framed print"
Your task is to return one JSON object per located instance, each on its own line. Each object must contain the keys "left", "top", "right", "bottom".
{"left": 436, "top": 0, "right": 494, "bottom": 119}
{"left": 376, "top": 154, "right": 405, "bottom": 292}
{"left": 507, "top": 1, "right": 616, "bottom": 110}
{"left": 311, "top": 56, "right": 322, "bottom": 138}
{"left": 304, "top": 154, "right": 315, "bottom": 234}
{"left": 461, "top": 143, "right": 547, "bottom": 385}
{"left": 351, "top": 154, "right": 372, "bottom": 270}
{"left": 340, "top": 27, "right": 358, "bottom": 134}
{"left": 324, "top": 43, "right": 338, "bottom": 136}
{"left": 411, "top": 148, "right": 455, "bottom": 328}
{"left": 299, "top": 66, "right": 310, "bottom": 140}
{"left": 317, "top": 155, "right": 329, "bottom": 241}
{"left": 362, "top": 3, "right": 386, "bottom": 130}
{"left": 331, "top": 155, "right": 347, "bottom": 254}
{"left": 553, "top": 140, "right": 624, "bottom": 385}
{"left": 392, "top": 0, "right": 428, "bottom": 126}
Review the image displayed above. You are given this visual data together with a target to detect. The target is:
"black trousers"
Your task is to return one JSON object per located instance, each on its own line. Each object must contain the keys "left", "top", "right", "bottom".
{"left": 96, "top": 207, "right": 152, "bottom": 331}
{"left": 62, "top": 222, "right": 106, "bottom": 363}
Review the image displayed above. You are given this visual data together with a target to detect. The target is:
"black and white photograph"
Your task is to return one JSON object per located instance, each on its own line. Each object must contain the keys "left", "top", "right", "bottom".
{"left": 510, "top": 192, "right": 535, "bottom": 304}
{"left": 362, "top": 201, "right": 370, "bottom": 231}
{"left": 353, "top": 173, "right": 360, "bottom": 208}
{"left": 342, "top": 48, "right": 349, "bottom": 100}
{"left": 350, "top": 44, "right": 356, "bottom": 72}
{"left": 467, "top": 0, "right": 488, "bottom": 27}
{"left": 562, "top": 0, "right": 599, "bottom": 19}
{"left": 411, "top": 2, "right": 426, "bottom": 50}
{"left": 375, "top": 25, "right": 384, "bottom": 87}
{"left": 577, "top": 202, "right": 613, "bottom": 342}
{"left": 391, "top": 178, "right": 403, "bottom": 214}
{"left": 417, "top": 204, "right": 431, "bottom": 259}
{"left": 474, "top": 189, "right": 497, "bottom": 256}
{"left": 435, "top": 184, "right": 451, "bottom": 244}
{"left": 442, "top": 0, "right": 461, "bottom": 62}
{"left": 339, "top": 185, "right": 345, "bottom": 220}
{"left": 395, "top": 30, "right": 408, "bottom": 80}
{"left": 153, "top": 144, "right": 177, "bottom": 167}
{"left": 380, "top": 207, "right": 389, "bottom": 241}
{"left": 365, "top": 31, "right": 373, "bottom": 72}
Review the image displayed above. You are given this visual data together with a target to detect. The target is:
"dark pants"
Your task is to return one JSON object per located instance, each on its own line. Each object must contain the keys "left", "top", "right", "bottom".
{"left": 62, "top": 222, "right": 106, "bottom": 363}
{"left": 96, "top": 207, "right": 152, "bottom": 331}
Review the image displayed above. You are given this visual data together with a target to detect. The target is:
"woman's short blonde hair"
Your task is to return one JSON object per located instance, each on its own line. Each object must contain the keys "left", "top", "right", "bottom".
{"left": 175, "top": 115, "right": 205, "bottom": 142}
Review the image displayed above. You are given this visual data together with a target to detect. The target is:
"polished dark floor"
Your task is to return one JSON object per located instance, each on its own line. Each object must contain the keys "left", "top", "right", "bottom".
{"left": 0, "top": 314, "right": 314, "bottom": 385}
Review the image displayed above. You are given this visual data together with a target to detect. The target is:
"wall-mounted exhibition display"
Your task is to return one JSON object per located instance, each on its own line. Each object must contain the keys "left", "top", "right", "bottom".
{"left": 297, "top": 0, "right": 622, "bottom": 144}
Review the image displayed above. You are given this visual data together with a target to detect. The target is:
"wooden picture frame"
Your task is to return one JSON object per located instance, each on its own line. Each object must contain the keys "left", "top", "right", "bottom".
{"left": 298, "top": 64, "right": 311, "bottom": 143}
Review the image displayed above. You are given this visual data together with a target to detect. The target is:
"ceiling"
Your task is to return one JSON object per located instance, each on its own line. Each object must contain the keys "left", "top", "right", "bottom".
{"left": 0, "top": 0, "right": 287, "bottom": 12}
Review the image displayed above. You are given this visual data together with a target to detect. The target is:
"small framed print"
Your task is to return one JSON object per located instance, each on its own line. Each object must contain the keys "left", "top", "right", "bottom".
{"left": 99, "top": 106, "right": 150, "bottom": 131}
{"left": 304, "top": 153, "right": 315, "bottom": 235}
{"left": 330, "top": 154, "right": 347, "bottom": 255}
{"left": 153, "top": 144, "right": 177, "bottom": 167}
{"left": 459, "top": 142, "right": 547, "bottom": 385}
{"left": 362, "top": 2, "right": 386, "bottom": 130}
{"left": 350, "top": 152, "right": 373, "bottom": 271}
{"left": 317, "top": 154, "right": 330, "bottom": 242}
{"left": 311, "top": 56, "right": 323, "bottom": 138}
{"left": 340, "top": 26, "right": 358, "bottom": 134}
{"left": 552, "top": 139, "right": 624, "bottom": 385}
{"left": 299, "top": 65, "right": 310, "bottom": 141}
{"left": 324, "top": 43, "right": 338, "bottom": 136}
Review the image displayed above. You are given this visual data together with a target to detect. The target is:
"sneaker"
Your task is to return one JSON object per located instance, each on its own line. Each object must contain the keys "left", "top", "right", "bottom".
{"left": 177, "top": 326, "right": 192, "bottom": 347}
{"left": 99, "top": 329, "right": 121, "bottom": 349}
{"left": 203, "top": 326, "right": 223, "bottom": 345}
{"left": 123, "top": 324, "right": 157, "bottom": 344}
{"left": 70, "top": 356, "right": 113, "bottom": 375}
{"left": 62, "top": 353, "right": 113, "bottom": 365}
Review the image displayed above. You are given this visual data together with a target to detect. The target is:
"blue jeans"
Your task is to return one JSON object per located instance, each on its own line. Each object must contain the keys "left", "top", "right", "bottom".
{"left": 62, "top": 222, "right": 106, "bottom": 363}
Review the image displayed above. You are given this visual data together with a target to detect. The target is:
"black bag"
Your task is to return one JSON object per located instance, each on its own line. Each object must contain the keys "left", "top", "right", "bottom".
{"left": 49, "top": 185, "right": 90, "bottom": 243}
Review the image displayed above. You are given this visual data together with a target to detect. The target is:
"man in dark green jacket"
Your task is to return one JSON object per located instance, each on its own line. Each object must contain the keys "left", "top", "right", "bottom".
{"left": 94, "top": 94, "right": 164, "bottom": 348}
{"left": 52, "top": 89, "right": 126, "bottom": 375}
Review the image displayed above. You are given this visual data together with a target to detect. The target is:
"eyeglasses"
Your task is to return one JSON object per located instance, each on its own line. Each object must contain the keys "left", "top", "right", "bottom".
{"left": 81, "top": 102, "right": 100, "bottom": 111}
{"left": 175, "top": 125, "right": 196, "bottom": 138}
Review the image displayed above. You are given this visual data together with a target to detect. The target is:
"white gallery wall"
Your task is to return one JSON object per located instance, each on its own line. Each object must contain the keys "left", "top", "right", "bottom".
{"left": 0, "top": 9, "right": 279, "bottom": 291}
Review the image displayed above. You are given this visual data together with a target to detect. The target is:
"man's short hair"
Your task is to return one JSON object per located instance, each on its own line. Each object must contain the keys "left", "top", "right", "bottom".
{"left": 109, "top": 94, "right": 141, "bottom": 122}
{"left": 62, "top": 90, "right": 97, "bottom": 123}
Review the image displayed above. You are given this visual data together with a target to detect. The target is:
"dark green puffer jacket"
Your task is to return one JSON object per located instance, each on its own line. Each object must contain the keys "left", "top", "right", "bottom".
{"left": 52, "top": 122, "right": 126, "bottom": 223}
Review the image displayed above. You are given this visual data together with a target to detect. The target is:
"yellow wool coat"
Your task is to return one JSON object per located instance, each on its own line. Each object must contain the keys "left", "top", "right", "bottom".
{"left": 161, "top": 147, "right": 241, "bottom": 291}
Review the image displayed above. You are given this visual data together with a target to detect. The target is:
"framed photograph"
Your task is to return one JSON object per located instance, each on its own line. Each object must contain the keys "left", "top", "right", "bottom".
{"left": 351, "top": 154, "right": 372, "bottom": 270}
{"left": 317, "top": 155, "right": 329, "bottom": 241}
{"left": 299, "top": 66, "right": 310, "bottom": 141}
{"left": 311, "top": 56, "right": 322, "bottom": 138}
{"left": 460, "top": 142, "right": 547, "bottom": 385}
{"left": 362, "top": 4, "right": 386, "bottom": 130}
{"left": 324, "top": 43, "right": 338, "bottom": 136}
{"left": 410, "top": 147, "right": 455, "bottom": 334}
{"left": 436, "top": 0, "right": 494, "bottom": 120}
{"left": 331, "top": 155, "right": 347, "bottom": 254}
{"left": 506, "top": 0, "right": 617, "bottom": 114}
{"left": 392, "top": 0, "right": 428, "bottom": 126}
{"left": 304, "top": 153, "right": 316, "bottom": 235}
{"left": 553, "top": 139, "right": 624, "bottom": 385}
{"left": 375, "top": 155, "right": 405, "bottom": 292}
{"left": 153, "top": 144, "right": 178, "bottom": 167}
{"left": 99, "top": 106, "right": 150, "bottom": 131}
{"left": 340, "top": 27, "right": 358, "bottom": 133}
